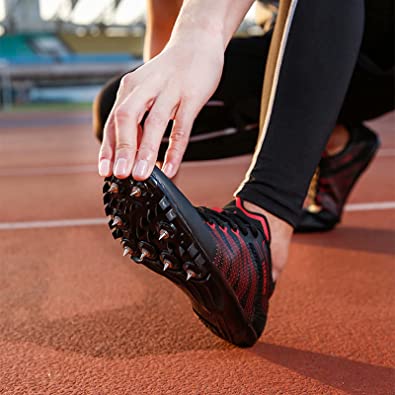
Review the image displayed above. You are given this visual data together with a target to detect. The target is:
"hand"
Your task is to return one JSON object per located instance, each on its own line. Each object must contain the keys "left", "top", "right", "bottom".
{"left": 98, "top": 35, "right": 224, "bottom": 180}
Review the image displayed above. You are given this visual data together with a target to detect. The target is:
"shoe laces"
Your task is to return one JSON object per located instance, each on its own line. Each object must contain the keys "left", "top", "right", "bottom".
{"left": 198, "top": 207, "right": 260, "bottom": 238}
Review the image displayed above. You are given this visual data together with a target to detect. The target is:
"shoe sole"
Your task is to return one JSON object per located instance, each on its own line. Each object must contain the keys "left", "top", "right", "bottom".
{"left": 103, "top": 167, "right": 258, "bottom": 347}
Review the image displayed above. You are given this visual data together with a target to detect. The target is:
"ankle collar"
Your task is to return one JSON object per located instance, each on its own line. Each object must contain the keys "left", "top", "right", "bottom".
{"left": 235, "top": 197, "right": 271, "bottom": 242}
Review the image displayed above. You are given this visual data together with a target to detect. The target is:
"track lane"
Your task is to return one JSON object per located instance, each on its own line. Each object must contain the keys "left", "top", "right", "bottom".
{"left": 0, "top": 110, "right": 394, "bottom": 394}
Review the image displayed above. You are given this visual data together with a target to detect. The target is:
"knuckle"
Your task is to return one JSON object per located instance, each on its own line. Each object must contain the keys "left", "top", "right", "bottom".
{"left": 168, "top": 143, "right": 185, "bottom": 160}
{"left": 99, "top": 151, "right": 111, "bottom": 161}
{"left": 139, "top": 142, "right": 158, "bottom": 159}
{"left": 167, "top": 148, "right": 183, "bottom": 164}
{"left": 116, "top": 142, "right": 135, "bottom": 151}
{"left": 99, "top": 142, "right": 112, "bottom": 154}
{"left": 181, "top": 93, "right": 193, "bottom": 102}
{"left": 169, "top": 147, "right": 183, "bottom": 159}
{"left": 103, "top": 116, "right": 115, "bottom": 130}
{"left": 171, "top": 128, "right": 188, "bottom": 144}
{"left": 145, "top": 112, "right": 167, "bottom": 129}
{"left": 114, "top": 107, "right": 129, "bottom": 121}
{"left": 120, "top": 73, "right": 134, "bottom": 89}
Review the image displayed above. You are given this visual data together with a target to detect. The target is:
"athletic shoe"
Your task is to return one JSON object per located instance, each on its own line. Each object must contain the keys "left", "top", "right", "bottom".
{"left": 103, "top": 167, "right": 274, "bottom": 347}
{"left": 296, "top": 124, "right": 380, "bottom": 232}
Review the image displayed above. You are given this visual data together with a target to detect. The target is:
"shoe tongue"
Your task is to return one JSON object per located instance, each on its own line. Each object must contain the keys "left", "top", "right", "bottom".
{"left": 224, "top": 198, "right": 271, "bottom": 241}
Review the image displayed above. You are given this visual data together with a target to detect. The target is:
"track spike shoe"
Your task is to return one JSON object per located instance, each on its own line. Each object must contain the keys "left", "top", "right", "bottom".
{"left": 103, "top": 167, "right": 275, "bottom": 347}
{"left": 296, "top": 124, "right": 380, "bottom": 232}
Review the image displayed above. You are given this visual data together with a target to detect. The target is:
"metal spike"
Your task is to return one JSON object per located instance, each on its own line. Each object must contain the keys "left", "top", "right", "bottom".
{"left": 108, "top": 183, "right": 119, "bottom": 194}
{"left": 112, "top": 216, "right": 123, "bottom": 227}
{"left": 163, "top": 260, "right": 172, "bottom": 272}
{"left": 139, "top": 248, "right": 150, "bottom": 261}
{"left": 130, "top": 186, "right": 142, "bottom": 197}
{"left": 186, "top": 270, "right": 196, "bottom": 281}
{"left": 123, "top": 247, "right": 132, "bottom": 257}
{"left": 158, "top": 229, "right": 170, "bottom": 241}
{"left": 163, "top": 262, "right": 170, "bottom": 272}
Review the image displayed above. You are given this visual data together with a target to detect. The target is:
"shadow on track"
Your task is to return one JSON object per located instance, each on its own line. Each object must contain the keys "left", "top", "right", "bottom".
{"left": 252, "top": 342, "right": 394, "bottom": 394}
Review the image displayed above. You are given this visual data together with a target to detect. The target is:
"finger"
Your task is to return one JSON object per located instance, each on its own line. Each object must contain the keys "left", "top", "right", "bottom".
{"left": 98, "top": 122, "right": 116, "bottom": 176}
{"left": 132, "top": 94, "right": 179, "bottom": 180}
{"left": 162, "top": 102, "right": 195, "bottom": 178}
{"left": 113, "top": 90, "right": 153, "bottom": 179}
{"left": 99, "top": 73, "right": 134, "bottom": 176}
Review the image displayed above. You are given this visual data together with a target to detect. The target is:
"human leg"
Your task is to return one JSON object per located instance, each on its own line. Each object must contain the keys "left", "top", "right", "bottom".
{"left": 297, "top": 0, "right": 394, "bottom": 232}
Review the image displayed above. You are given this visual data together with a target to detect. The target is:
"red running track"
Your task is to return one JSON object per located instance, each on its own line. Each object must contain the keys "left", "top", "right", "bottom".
{"left": 0, "top": 110, "right": 394, "bottom": 394}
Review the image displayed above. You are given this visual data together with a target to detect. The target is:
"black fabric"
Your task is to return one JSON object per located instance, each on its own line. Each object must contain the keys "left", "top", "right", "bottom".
{"left": 361, "top": 0, "right": 394, "bottom": 71}
{"left": 237, "top": 0, "right": 365, "bottom": 227}
{"left": 338, "top": 0, "right": 394, "bottom": 124}
{"left": 338, "top": 53, "right": 394, "bottom": 125}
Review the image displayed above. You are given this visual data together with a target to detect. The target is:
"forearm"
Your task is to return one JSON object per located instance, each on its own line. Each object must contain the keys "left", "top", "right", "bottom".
{"left": 100, "top": 1, "right": 254, "bottom": 180}
{"left": 168, "top": 0, "right": 255, "bottom": 51}
{"left": 144, "top": 0, "right": 183, "bottom": 61}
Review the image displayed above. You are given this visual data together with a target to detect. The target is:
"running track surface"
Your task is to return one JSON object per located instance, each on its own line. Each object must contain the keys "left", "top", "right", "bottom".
{"left": 0, "top": 110, "right": 394, "bottom": 394}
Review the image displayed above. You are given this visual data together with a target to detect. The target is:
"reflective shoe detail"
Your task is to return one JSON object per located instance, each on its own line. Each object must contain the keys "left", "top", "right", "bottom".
{"left": 102, "top": 167, "right": 274, "bottom": 347}
{"left": 296, "top": 124, "right": 380, "bottom": 232}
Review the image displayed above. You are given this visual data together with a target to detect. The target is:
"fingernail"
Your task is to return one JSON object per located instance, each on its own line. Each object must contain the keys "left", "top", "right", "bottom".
{"left": 133, "top": 160, "right": 148, "bottom": 179}
{"left": 114, "top": 158, "right": 128, "bottom": 176}
{"left": 163, "top": 163, "right": 174, "bottom": 178}
{"left": 98, "top": 159, "right": 110, "bottom": 176}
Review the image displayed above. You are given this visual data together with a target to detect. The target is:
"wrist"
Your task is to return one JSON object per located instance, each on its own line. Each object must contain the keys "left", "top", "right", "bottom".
{"left": 168, "top": 4, "right": 228, "bottom": 52}
{"left": 168, "top": 0, "right": 254, "bottom": 51}
{"left": 168, "top": 21, "right": 226, "bottom": 55}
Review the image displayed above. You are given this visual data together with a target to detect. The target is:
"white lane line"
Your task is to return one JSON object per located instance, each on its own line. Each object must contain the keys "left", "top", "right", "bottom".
{"left": 161, "top": 124, "right": 258, "bottom": 143}
{"left": 0, "top": 165, "right": 98, "bottom": 177}
{"left": 0, "top": 218, "right": 107, "bottom": 230}
{"left": 1, "top": 148, "right": 393, "bottom": 178}
{"left": 378, "top": 149, "right": 395, "bottom": 157}
{"left": 0, "top": 201, "right": 394, "bottom": 231}
{"left": 344, "top": 201, "right": 395, "bottom": 212}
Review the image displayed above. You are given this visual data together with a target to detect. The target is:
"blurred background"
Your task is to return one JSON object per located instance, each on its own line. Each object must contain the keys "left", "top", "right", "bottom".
{"left": 0, "top": 0, "right": 144, "bottom": 111}
{"left": 0, "top": 0, "right": 275, "bottom": 112}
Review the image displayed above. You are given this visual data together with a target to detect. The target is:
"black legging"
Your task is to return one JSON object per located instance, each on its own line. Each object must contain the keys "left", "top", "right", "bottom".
{"left": 94, "top": 0, "right": 392, "bottom": 227}
{"left": 237, "top": 0, "right": 365, "bottom": 226}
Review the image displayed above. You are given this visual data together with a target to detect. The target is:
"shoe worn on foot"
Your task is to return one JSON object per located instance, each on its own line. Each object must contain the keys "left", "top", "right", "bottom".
{"left": 295, "top": 124, "right": 380, "bottom": 233}
{"left": 103, "top": 167, "right": 274, "bottom": 347}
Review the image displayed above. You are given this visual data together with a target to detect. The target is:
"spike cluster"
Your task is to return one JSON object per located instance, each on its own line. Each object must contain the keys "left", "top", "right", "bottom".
{"left": 103, "top": 175, "right": 207, "bottom": 284}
